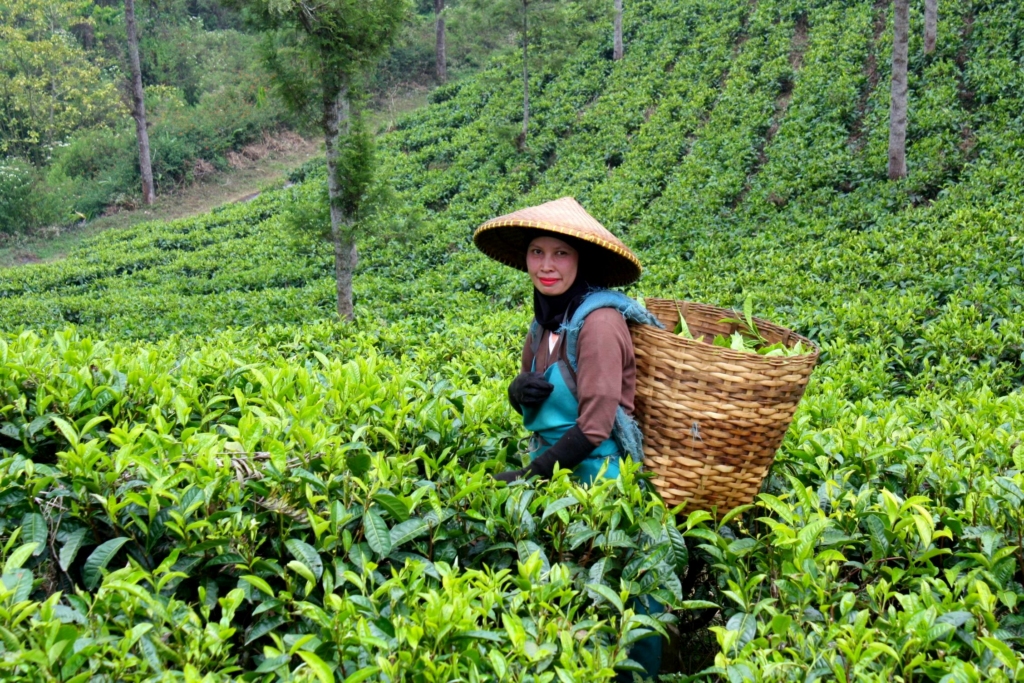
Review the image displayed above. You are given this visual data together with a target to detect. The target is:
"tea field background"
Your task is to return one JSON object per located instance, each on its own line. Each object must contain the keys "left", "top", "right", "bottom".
{"left": 2, "top": 0, "right": 1024, "bottom": 680}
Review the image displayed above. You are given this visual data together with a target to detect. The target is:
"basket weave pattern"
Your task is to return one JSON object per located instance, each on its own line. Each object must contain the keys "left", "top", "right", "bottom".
{"left": 630, "top": 299, "right": 819, "bottom": 516}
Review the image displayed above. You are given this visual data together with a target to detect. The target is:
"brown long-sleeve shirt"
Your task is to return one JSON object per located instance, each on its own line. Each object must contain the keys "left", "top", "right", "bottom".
{"left": 520, "top": 308, "right": 636, "bottom": 447}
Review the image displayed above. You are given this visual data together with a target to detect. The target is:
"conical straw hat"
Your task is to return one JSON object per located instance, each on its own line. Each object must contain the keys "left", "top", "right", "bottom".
{"left": 473, "top": 197, "right": 642, "bottom": 287}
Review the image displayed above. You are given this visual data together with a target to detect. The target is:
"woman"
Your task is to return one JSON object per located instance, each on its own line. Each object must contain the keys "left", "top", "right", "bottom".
{"left": 473, "top": 196, "right": 664, "bottom": 680}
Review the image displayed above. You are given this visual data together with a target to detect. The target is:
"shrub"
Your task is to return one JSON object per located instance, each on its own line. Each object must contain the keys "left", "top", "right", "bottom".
{"left": 0, "top": 158, "right": 63, "bottom": 233}
{"left": 46, "top": 127, "right": 140, "bottom": 218}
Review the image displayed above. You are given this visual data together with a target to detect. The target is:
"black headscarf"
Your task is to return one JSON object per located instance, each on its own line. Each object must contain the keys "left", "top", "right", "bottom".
{"left": 533, "top": 276, "right": 593, "bottom": 333}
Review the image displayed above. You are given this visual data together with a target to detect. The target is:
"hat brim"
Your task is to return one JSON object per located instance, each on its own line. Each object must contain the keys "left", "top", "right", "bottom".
{"left": 473, "top": 220, "right": 642, "bottom": 288}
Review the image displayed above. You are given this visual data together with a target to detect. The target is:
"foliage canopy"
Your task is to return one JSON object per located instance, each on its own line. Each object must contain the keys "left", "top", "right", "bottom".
{"left": 0, "top": 0, "right": 120, "bottom": 162}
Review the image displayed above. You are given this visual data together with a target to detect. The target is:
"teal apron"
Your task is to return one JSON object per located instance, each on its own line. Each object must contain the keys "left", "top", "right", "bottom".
{"left": 521, "top": 355, "right": 620, "bottom": 485}
{"left": 521, "top": 335, "right": 663, "bottom": 680}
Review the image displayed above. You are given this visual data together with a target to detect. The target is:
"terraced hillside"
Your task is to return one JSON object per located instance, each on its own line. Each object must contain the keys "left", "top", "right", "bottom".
{"left": 1, "top": 0, "right": 1023, "bottom": 680}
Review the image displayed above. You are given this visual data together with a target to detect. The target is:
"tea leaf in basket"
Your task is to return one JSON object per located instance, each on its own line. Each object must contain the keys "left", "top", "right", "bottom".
{"left": 715, "top": 294, "right": 812, "bottom": 357}
{"left": 719, "top": 295, "right": 768, "bottom": 346}
{"left": 712, "top": 332, "right": 754, "bottom": 352}
{"left": 673, "top": 302, "right": 695, "bottom": 339}
{"left": 758, "top": 342, "right": 788, "bottom": 357}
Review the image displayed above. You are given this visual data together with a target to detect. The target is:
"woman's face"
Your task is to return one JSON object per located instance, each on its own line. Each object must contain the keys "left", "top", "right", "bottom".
{"left": 527, "top": 235, "right": 579, "bottom": 296}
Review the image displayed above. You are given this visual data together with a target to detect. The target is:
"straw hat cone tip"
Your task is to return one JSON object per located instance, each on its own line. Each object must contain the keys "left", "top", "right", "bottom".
{"left": 473, "top": 197, "right": 642, "bottom": 288}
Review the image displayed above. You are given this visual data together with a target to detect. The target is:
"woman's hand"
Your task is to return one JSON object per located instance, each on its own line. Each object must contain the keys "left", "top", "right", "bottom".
{"left": 508, "top": 371, "right": 554, "bottom": 409}
{"left": 493, "top": 468, "right": 527, "bottom": 483}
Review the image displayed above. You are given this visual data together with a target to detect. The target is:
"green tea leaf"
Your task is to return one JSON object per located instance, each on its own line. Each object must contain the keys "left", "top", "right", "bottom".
{"left": 241, "top": 574, "right": 275, "bottom": 598}
{"left": 363, "top": 510, "right": 392, "bottom": 558}
{"left": 980, "top": 637, "right": 1021, "bottom": 673}
{"left": 83, "top": 537, "right": 130, "bottom": 589}
{"left": 285, "top": 538, "right": 323, "bottom": 581}
{"left": 743, "top": 294, "right": 754, "bottom": 332}
{"left": 725, "top": 612, "right": 757, "bottom": 652}
{"left": 346, "top": 452, "right": 371, "bottom": 477}
{"left": 373, "top": 493, "right": 409, "bottom": 522}
{"left": 667, "top": 524, "right": 689, "bottom": 573}
{"left": 639, "top": 518, "right": 663, "bottom": 542}
{"left": 673, "top": 302, "right": 695, "bottom": 339}
{"left": 255, "top": 654, "right": 290, "bottom": 673}
{"left": 21, "top": 513, "right": 46, "bottom": 553}
{"left": 50, "top": 416, "right": 79, "bottom": 447}
{"left": 0, "top": 569, "right": 33, "bottom": 603}
{"left": 342, "top": 666, "right": 380, "bottom": 683}
{"left": 3, "top": 543, "right": 37, "bottom": 573}
{"left": 585, "top": 583, "right": 624, "bottom": 613}
{"left": 297, "top": 650, "right": 335, "bottom": 683}
{"left": 454, "top": 630, "right": 504, "bottom": 642}
{"left": 770, "top": 613, "right": 791, "bottom": 636}
{"left": 245, "top": 615, "right": 287, "bottom": 646}
{"left": 542, "top": 496, "right": 579, "bottom": 521}
{"left": 588, "top": 557, "right": 609, "bottom": 585}
{"left": 389, "top": 518, "right": 428, "bottom": 548}
{"left": 287, "top": 560, "right": 316, "bottom": 583}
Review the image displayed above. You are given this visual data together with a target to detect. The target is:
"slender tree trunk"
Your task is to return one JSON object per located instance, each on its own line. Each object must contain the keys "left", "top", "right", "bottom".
{"left": 324, "top": 80, "right": 358, "bottom": 320}
{"left": 522, "top": 0, "right": 529, "bottom": 142}
{"left": 124, "top": 0, "right": 154, "bottom": 205}
{"left": 613, "top": 0, "right": 623, "bottom": 60}
{"left": 924, "top": 0, "right": 938, "bottom": 54}
{"left": 888, "top": 0, "right": 909, "bottom": 180}
{"left": 435, "top": 0, "right": 447, "bottom": 83}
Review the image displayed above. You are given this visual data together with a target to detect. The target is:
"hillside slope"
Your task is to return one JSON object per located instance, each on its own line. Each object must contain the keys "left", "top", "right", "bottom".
{"left": 2, "top": 0, "right": 1024, "bottom": 679}
{"left": 1, "top": 0, "right": 1021, "bottom": 383}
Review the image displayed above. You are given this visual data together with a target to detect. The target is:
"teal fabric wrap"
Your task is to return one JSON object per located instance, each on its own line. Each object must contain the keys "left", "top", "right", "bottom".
{"left": 559, "top": 289, "right": 664, "bottom": 463}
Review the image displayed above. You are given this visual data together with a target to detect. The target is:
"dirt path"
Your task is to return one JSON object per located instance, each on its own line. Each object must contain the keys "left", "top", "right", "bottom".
{"left": 0, "top": 132, "right": 321, "bottom": 268}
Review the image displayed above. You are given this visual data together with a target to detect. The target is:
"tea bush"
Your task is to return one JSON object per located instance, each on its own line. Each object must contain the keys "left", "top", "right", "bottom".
{"left": 0, "top": 327, "right": 701, "bottom": 680}
{"left": 2, "top": 0, "right": 1024, "bottom": 678}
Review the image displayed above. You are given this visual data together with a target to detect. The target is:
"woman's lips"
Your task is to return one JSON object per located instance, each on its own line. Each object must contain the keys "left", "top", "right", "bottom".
{"left": 538, "top": 278, "right": 559, "bottom": 286}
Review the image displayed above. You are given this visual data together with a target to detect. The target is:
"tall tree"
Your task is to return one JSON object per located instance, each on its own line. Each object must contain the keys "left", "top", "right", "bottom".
{"left": 613, "top": 0, "right": 622, "bottom": 60}
{"left": 521, "top": 0, "right": 529, "bottom": 141}
{"left": 463, "top": 0, "right": 604, "bottom": 145}
{"left": 888, "top": 0, "right": 909, "bottom": 179}
{"left": 236, "top": 0, "right": 406, "bottom": 319}
{"left": 124, "top": 0, "right": 155, "bottom": 205}
{"left": 924, "top": 0, "right": 938, "bottom": 54}
{"left": 435, "top": 0, "right": 447, "bottom": 82}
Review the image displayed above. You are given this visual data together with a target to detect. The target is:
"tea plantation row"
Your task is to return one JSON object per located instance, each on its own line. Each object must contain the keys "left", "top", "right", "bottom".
{"left": 1, "top": 0, "right": 1023, "bottom": 679}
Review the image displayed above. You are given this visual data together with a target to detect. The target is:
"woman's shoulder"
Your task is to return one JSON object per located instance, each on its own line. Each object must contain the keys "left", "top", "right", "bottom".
{"left": 579, "top": 307, "right": 630, "bottom": 338}
{"left": 581, "top": 307, "right": 629, "bottom": 325}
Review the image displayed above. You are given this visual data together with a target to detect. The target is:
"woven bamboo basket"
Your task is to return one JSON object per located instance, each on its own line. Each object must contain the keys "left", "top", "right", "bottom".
{"left": 630, "top": 299, "right": 819, "bottom": 516}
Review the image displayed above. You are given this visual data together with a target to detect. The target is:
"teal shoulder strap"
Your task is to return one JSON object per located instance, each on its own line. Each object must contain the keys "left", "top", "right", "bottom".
{"left": 560, "top": 290, "right": 664, "bottom": 373}
{"left": 528, "top": 320, "right": 542, "bottom": 355}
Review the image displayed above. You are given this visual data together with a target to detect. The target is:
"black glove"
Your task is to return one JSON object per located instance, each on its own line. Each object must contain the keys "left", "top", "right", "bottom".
{"left": 493, "top": 467, "right": 527, "bottom": 483}
{"left": 508, "top": 371, "right": 554, "bottom": 413}
{"left": 492, "top": 426, "right": 596, "bottom": 482}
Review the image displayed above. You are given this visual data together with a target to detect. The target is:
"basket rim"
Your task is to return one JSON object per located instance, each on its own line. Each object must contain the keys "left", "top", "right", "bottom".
{"left": 635, "top": 298, "right": 821, "bottom": 363}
